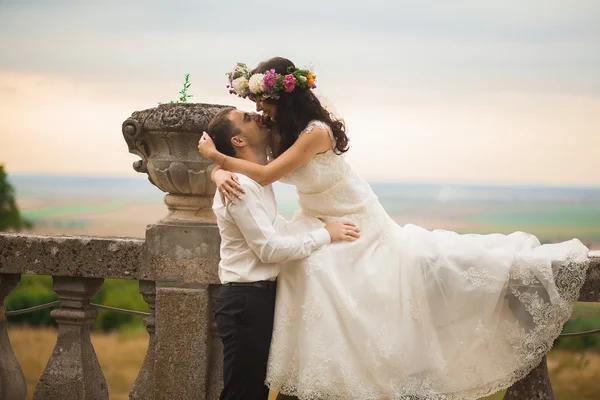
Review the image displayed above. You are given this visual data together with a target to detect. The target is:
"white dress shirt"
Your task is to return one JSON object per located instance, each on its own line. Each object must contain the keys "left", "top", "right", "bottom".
{"left": 212, "top": 173, "right": 331, "bottom": 284}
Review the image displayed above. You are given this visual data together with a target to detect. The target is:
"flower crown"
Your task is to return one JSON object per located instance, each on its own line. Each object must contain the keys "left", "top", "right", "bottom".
{"left": 226, "top": 62, "right": 316, "bottom": 100}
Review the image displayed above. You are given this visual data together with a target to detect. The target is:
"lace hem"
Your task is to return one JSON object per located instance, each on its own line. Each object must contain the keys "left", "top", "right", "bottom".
{"left": 265, "top": 250, "right": 590, "bottom": 400}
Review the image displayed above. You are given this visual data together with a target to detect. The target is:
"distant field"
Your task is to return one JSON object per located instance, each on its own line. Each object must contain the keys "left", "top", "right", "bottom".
{"left": 463, "top": 205, "right": 600, "bottom": 243}
{"left": 18, "top": 198, "right": 600, "bottom": 249}
{"left": 470, "top": 205, "right": 600, "bottom": 227}
{"left": 22, "top": 203, "right": 124, "bottom": 219}
{"left": 386, "top": 203, "right": 600, "bottom": 249}
{"left": 10, "top": 175, "right": 600, "bottom": 250}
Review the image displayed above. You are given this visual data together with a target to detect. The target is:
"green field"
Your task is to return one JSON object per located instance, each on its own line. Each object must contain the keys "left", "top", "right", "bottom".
{"left": 461, "top": 206, "right": 600, "bottom": 244}
{"left": 470, "top": 206, "right": 600, "bottom": 227}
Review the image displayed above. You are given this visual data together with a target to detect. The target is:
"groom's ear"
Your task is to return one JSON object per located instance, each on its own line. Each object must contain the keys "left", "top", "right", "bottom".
{"left": 230, "top": 135, "right": 246, "bottom": 149}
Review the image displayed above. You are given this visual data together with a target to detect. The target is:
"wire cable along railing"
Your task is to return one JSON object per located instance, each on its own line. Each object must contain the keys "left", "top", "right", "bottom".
{"left": 7, "top": 306, "right": 598, "bottom": 335}
{"left": 6, "top": 301, "right": 151, "bottom": 317}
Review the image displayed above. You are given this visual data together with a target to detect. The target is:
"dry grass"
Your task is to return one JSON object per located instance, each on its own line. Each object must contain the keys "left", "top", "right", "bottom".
{"left": 546, "top": 351, "right": 600, "bottom": 400}
{"left": 9, "top": 326, "right": 600, "bottom": 400}
{"left": 9, "top": 326, "right": 147, "bottom": 400}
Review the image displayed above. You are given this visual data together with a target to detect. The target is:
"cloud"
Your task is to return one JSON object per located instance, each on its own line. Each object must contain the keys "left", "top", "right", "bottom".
{"left": 0, "top": 0, "right": 598, "bottom": 95}
{"left": 1, "top": 1, "right": 599, "bottom": 183}
{"left": 3, "top": 0, "right": 598, "bottom": 38}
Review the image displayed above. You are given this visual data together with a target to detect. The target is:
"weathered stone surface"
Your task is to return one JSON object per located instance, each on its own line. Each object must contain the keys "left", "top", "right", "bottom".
{"left": 127, "top": 102, "right": 228, "bottom": 136}
{"left": 0, "top": 274, "right": 27, "bottom": 400}
{"left": 130, "top": 280, "right": 156, "bottom": 400}
{"left": 144, "top": 208, "right": 221, "bottom": 400}
{"left": 122, "top": 103, "right": 227, "bottom": 196}
{"left": 143, "top": 223, "right": 220, "bottom": 285}
{"left": 0, "top": 233, "right": 146, "bottom": 280}
{"left": 162, "top": 193, "right": 216, "bottom": 224}
{"left": 579, "top": 251, "right": 600, "bottom": 302}
{"left": 504, "top": 355, "right": 554, "bottom": 400}
{"left": 154, "top": 286, "right": 211, "bottom": 400}
{"left": 34, "top": 276, "right": 107, "bottom": 400}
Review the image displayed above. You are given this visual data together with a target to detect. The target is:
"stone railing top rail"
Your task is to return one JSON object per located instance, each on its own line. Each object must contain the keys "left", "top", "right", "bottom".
{"left": 0, "top": 233, "right": 145, "bottom": 280}
{"left": 1, "top": 232, "right": 599, "bottom": 298}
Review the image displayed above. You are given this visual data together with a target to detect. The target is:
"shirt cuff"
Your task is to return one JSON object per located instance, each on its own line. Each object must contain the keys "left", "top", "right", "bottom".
{"left": 311, "top": 227, "right": 332, "bottom": 247}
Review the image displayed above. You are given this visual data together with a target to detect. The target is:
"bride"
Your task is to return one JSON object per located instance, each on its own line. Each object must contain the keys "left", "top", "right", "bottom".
{"left": 198, "top": 57, "right": 590, "bottom": 400}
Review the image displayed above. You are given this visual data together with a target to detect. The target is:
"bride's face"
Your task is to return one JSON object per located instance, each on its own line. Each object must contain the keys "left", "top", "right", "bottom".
{"left": 254, "top": 99, "right": 277, "bottom": 122}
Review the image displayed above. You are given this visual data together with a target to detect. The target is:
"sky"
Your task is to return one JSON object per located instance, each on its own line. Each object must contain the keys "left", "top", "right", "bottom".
{"left": 0, "top": 0, "right": 599, "bottom": 185}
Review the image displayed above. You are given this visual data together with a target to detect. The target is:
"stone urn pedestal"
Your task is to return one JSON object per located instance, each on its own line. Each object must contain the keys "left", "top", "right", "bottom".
{"left": 123, "top": 103, "right": 228, "bottom": 400}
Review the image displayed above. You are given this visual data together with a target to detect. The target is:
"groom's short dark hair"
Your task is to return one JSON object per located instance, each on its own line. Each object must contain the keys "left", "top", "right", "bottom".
{"left": 207, "top": 107, "right": 239, "bottom": 158}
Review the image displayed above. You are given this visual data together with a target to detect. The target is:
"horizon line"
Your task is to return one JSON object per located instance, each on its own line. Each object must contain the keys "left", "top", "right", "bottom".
{"left": 8, "top": 172, "right": 600, "bottom": 190}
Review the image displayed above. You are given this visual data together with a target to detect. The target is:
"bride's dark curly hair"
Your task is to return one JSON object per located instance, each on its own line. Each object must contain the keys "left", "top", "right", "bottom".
{"left": 251, "top": 57, "right": 349, "bottom": 157}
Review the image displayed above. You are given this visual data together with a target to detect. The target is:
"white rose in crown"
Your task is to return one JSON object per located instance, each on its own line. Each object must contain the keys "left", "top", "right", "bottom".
{"left": 249, "top": 74, "right": 267, "bottom": 94}
{"left": 232, "top": 77, "right": 249, "bottom": 96}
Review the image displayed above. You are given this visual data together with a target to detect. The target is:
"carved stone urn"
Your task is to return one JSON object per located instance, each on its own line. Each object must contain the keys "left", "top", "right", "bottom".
{"left": 122, "top": 103, "right": 228, "bottom": 223}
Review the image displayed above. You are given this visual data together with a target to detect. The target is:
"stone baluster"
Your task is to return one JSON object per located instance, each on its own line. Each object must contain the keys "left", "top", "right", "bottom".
{"left": 504, "top": 355, "right": 554, "bottom": 400}
{"left": 0, "top": 274, "right": 27, "bottom": 400}
{"left": 33, "top": 276, "right": 107, "bottom": 400}
{"left": 130, "top": 280, "right": 156, "bottom": 400}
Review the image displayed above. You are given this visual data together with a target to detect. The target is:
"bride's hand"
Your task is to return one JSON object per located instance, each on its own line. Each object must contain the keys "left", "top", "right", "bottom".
{"left": 198, "top": 132, "right": 219, "bottom": 162}
{"left": 214, "top": 169, "right": 245, "bottom": 205}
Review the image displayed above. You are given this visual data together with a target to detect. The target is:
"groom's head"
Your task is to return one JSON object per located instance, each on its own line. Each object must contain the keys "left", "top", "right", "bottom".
{"left": 207, "top": 107, "right": 269, "bottom": 159}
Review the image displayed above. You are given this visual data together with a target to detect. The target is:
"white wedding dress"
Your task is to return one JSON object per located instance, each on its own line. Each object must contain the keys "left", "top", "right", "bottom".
{"left": 267, "top": 120, "right": 590, "bottom": 400}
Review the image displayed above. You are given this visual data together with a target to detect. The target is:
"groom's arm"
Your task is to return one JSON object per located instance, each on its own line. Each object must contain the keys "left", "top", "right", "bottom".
{"left": 273, "top": 215, "right": 291, "bottom": 232}
{"left": 228, "top": 182, "right": 330, "bottom": 264}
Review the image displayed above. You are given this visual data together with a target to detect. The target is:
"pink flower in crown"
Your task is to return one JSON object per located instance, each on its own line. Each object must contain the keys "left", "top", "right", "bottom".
{"left": 263, "top": 69, "right": 277, "bottom": 89}
{"left": 283, "top": 74, "right": 296, "bottom": 93}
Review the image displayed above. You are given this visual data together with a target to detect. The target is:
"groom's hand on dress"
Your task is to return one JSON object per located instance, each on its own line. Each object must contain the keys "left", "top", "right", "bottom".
{"left": 325, "top": 221, "right": 360, "bottom": 243}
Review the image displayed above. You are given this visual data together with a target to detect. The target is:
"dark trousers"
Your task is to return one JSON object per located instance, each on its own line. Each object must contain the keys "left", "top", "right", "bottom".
{"left": 214, "top": 284, "right": 276, "bottom": 400}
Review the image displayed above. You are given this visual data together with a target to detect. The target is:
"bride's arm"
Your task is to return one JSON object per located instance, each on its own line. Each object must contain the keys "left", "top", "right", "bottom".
{"left": 199, "top": 125, "right": 332, "bottom": 186}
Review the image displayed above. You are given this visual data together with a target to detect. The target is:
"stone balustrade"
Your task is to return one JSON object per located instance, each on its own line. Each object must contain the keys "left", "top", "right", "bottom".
{"left": 0, "top": 102, "right": 599, "bottom": 399}
{"left": 0, "top": 232, "right": 223, "bottom": 400}
{"left": 0, "top": 234, "right": 598, "bottom": 400}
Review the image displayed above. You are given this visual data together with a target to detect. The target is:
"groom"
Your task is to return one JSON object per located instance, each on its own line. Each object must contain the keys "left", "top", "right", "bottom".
{"left": 205, "top": 107, "right": 358, "bottom": 400}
